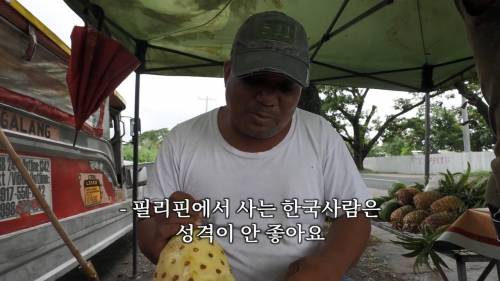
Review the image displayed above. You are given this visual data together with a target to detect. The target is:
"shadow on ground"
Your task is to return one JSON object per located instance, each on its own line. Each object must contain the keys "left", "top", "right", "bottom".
{"left": 57, "top": 231, "right": 155, "bottom": 281}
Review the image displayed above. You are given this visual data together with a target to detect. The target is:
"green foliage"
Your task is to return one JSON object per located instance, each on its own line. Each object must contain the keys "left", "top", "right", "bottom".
{"left": 437, "top": 163, "right": 488, "bottom": 208}
{"left": 381, "top": 101, "right": 465, "bottom": 155}
{"left": 391, "top": 226, "right": 449, "bottom": 273}
{"left": 122, "top": 128, "right": 169, "bottom": 163}
{"left": 381, "top": 82, "right": 494, "bottom": 156}
{"left": 467, "top": 107, "right": 495, "bottom": 151}
{"left": 367, "top": 145, "right": 385, "bottom": 157}
{"left": 470, "top": 170, "right": 492, "bottom": 178}
{"left": 461, "top": 172, "right": 489, "bottom": 209}
{"left": 388, "top": 182, "right": 407, "bottom": 197}
{"left": 379, "top": 136, "right": 414, "bottom": 156}
{"left": 438, "top": 162, "right": 471, "bottom": 196}
{"left": 319, "top": 85, "right": 424, "bottom": 168}
{"left": 412, "top": 182, "right": 425, "bottom": 191}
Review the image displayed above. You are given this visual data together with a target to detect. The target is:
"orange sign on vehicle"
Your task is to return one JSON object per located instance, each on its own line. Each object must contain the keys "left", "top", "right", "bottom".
{"left": 84, "top": 181, "right": 102, "bottom": 206}
{"left": 79, "top": 173, "right": 110, "bottom": 208}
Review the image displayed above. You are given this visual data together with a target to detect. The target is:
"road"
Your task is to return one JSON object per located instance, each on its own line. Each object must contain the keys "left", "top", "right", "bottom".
{"left": 362, "top": 173, "right": 425, "bottom": 197}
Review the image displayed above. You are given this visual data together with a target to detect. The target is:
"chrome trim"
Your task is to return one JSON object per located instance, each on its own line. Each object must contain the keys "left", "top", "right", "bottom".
{"left": 4, "top": 130, "right": 118, "bottom": 184}
{"left": 0, "top": 103, "right": 114, "bottom": 154}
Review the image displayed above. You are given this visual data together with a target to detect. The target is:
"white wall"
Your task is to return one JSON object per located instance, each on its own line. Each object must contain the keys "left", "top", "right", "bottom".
{"left": 363, "top": 151, "right": 495, "bottom": 174}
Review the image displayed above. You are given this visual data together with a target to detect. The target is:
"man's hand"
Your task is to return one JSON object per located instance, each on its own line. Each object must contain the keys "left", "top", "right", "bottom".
{"left": 137, "top": 191, "right": 202, "bottom": 264}
{"left": 286, "top": 213, "right": 371, "bottom": 281}
{"left": 285, "top": 255, "right": 338, "bottom": 281}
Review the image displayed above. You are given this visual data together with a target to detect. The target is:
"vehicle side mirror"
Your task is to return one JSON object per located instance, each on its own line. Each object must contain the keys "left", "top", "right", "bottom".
{"left": 120, "top": 120, "right": 126, "bottom": 138}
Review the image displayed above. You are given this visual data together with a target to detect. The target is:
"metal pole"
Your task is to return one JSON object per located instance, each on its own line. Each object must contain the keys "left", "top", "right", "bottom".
{"left": 461, "top": 96, "right": 471, "bottom": 152}
{"left": 132, "top": 71, "right": 141, "bottom": 276}
{"left": 198, "top": 96, "right": 215, "bottom": 112}
{"left": 425, "top": 91, "right": 431, "bottom": 185}
{"left": 132, "top": 40, "right": 146, "bottom": 277}
{"left": 421, "top": 64, "right": 433, "bottom": 186}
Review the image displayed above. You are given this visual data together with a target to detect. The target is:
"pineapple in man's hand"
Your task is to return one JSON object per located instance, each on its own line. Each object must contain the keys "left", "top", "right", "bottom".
{"left": 154, "top": 229, "right": 235, "bottom": 281}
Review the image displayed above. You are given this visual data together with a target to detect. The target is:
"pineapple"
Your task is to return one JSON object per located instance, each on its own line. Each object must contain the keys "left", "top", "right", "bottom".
{"left": 402, "top": 210, "right": 430, "bottom": 233}
{"left": 390, "top": 205, "right": 415, "bottom": 230}
{"left": 419, "top": 211, "right": 458, "bottom": 232}
{"left": 154, "top": 229, "right": 235, "bottom": 281}
{"left": 430, "top": 195, "right": 463, "bottom": 214}
{"left": 413, "top": 191, "right": 442, "bottom": 210}
{"left": 395, "top": 187, "right": 420, "bottom": 205}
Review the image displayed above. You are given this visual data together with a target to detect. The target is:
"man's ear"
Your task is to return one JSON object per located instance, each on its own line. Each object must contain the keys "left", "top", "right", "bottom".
{"left": 223, "top": 61, "right": 231, "bottom": 86}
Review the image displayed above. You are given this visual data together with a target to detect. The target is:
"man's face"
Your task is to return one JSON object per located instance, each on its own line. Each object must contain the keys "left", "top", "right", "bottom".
{"left": 223, "top": 62, "right": 302, "bottom": 139}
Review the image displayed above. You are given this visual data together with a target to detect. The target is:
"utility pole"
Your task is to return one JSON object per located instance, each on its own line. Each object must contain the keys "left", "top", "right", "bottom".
{"left": 461, "top": 95, "right": 471, "bottom": 152}
{"left": 198, "top": 96, "right": 215, "bottom": 112}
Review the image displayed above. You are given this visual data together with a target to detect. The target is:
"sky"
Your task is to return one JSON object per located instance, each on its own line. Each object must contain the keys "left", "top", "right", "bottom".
{"left": 17, "top": 0, "right": 462, "bottom": 135}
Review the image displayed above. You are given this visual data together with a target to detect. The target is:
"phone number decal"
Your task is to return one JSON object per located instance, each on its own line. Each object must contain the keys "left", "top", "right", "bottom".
{"left": 0, "top": 154, "right": 52, "bottom": 222}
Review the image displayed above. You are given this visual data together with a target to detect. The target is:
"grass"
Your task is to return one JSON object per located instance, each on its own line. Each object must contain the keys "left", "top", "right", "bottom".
{"left": 470, "top": 170, "right": 491, "bottom": 178}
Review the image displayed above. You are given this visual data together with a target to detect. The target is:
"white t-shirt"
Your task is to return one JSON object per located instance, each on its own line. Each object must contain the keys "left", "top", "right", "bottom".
{"left": 146, "top": 107, "right": 370, "bottom": 281}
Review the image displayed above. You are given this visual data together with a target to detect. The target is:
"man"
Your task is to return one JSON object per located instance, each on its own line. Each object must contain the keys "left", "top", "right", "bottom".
{"left": 138, "top": 11, "right": 371, "bottom": 281}
{"left": 456, "top": 0, "right": 500, "bottom": 239}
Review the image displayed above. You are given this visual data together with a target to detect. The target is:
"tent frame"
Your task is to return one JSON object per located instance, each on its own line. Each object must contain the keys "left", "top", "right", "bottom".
{"left": 75, "top": 0, "right": 475, "bottom": 275}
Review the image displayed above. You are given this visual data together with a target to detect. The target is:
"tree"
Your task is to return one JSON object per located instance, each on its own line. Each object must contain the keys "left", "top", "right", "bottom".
{"left": 380, "top": 100, "right": 493, "bottom": 155}
{"left": 319, "top": 85, "right": 442, "bottom": 169}
{"left": 467, "top": 106, "right": 495, "bottom": 151}
{"left": 379, "top": 117, "right": 424, "bottom": 156}
{"left": 423, "top": 104, "right": 463, "bottom": 152}
{"left": 455, "top": 80, "right": 489, "bottom": 127}
{"left": 454, "top": 79, "right": 495, "bottom": 150}
{"left": 122, "top": 128, "right": 170, "bottom": 162}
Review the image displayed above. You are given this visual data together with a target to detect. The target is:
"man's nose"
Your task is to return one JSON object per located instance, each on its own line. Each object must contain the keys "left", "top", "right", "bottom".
{"left": 255, "top": 87, "right": 279, "bottom": 106}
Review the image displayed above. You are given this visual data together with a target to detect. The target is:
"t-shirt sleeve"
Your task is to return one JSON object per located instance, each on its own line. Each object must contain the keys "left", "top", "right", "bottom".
{"left": 322, "top": 126, "right": 372, "bottom": 219}
{"left": 144, "top": 136, "right": 181, "bottom": 201}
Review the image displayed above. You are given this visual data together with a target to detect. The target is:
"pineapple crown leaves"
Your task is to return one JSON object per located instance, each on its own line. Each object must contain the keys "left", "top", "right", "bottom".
{"left": 413, "top": 182, "right": 425, "bottom": 191}
{"left": 438, "top": 162, "right": 472, "bottom": 196}
{"left": 456, "top": 162, "right": 471, "bottom": 190}
{"left": 460, "top": 170, "right": 489, "bottom": 208}
{"left": 471, "top": 175, "right": 488, "bottom": 191}
{"left": 391, "top": 225, "right": 449, "bottom": 273}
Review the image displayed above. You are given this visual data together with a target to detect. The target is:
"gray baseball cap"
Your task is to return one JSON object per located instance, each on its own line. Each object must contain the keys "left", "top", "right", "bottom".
{"left": 230, "top": 11, "right": 310, "bottom": 87}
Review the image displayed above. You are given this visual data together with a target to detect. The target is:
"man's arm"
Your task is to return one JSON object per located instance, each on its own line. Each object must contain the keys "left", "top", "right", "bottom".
{"left": 320, "top": 213, "right": 371, "bottom": 279}
{"left": 286, "top": 212, "right": 371, "bottom": 281}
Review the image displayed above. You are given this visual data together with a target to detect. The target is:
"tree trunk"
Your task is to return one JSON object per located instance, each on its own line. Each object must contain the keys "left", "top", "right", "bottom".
{"left": 455, "top": 81, "right": 490, "bottom": 126}
{"left": 353, "top": 149, "right": 364, "bottom": 170}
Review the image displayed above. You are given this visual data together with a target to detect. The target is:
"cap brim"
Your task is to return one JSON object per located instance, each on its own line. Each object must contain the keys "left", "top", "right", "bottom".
{"left": 232, "top": 51, "right": 309, "bottom": 87}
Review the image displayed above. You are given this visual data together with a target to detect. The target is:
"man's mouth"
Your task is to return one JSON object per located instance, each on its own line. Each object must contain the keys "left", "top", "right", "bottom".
{"left": 249, "top": 111, "right": 274, "bottom": 120}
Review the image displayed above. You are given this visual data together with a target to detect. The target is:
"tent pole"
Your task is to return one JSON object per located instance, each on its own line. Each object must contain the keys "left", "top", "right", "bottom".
{"left": 132, "top": 71, "right": 141, "bottom": 277}
{"left": 132, "top": 40, "right": 147, "bottom": 277}
{"left": 425, "top": 90, "right": 431, "bottom": 185}
{"left": 421, "top": 64, "right": 434, "bottom": 185}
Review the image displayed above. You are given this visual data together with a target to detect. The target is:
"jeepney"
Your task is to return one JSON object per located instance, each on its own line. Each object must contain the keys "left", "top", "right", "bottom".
{"left": 0, "top": 2, "right": 133, "bottom": 280}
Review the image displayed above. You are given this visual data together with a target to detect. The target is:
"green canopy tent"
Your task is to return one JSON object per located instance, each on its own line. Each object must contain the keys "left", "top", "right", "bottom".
{"left": 64, "top": 0, "right": 473, "bottom": 90}
{"left": 63, "top": 0, "right": 477, "bottom": 275}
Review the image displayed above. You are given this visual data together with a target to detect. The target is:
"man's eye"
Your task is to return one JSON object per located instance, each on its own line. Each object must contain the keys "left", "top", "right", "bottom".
{"left": 241, "top": 76, "right": 262, "bottom": 87}
{"left": 278, "top": 82, "right": 298, "bottom": 93}
{"left": 241, "top": 75, "right": 298, "bottom": 93}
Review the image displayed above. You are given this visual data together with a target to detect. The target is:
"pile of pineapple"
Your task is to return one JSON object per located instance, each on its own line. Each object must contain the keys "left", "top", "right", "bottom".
{"left": 374, "top": 163, "right": 488, "bottom": 235}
